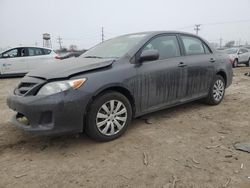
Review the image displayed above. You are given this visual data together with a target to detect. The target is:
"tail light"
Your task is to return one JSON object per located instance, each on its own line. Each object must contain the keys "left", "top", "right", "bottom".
{"left": 229, "top": 58, "right": 234, "bottom": 64}
{"left": 55, "top": 54, "right": 61, "bottom": 60}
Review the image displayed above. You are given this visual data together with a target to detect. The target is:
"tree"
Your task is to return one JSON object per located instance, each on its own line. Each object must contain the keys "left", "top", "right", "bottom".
{"left": 69, "top": 45, "right": 78, "bottom": 52}
{"left": 224, "top": 41, "right": 235, "bottom": 48}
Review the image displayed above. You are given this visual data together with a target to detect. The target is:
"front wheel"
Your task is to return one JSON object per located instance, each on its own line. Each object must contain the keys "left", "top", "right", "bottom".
{"left": 85, "top": 91, "right": 132, "bottom": 142}
{"left": 205, "top": 75, "right": 225, "bottom": 105}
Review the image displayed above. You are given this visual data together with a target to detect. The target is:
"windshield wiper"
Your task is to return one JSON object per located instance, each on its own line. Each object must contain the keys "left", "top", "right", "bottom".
{"left": 84, "top": 56, "right": 103, "bottom": 59}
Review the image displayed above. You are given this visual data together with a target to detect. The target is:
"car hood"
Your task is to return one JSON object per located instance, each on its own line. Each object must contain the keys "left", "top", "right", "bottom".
{"left": 27, "top": 57, "right": 114, "bottom": 80}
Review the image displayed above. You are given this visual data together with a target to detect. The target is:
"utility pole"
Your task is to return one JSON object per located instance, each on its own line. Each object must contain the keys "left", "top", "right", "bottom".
{"left": 194, "top": 24, "right": 201, "bottom": 35}
{"left": 219, "top": 38, "right": 223, "bottom": 48}
{"left": 57, "top": 36, "right": 63, "bottom": 50}
{"left": 101, "top": 27, "right": 104, "bottom": 43}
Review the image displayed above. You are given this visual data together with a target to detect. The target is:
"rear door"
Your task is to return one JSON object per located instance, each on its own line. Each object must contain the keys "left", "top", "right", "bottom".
{"left": 27, "top": 47, "right": 54, "bottom": 71}
{"left": 135, "top": 34, "right": 187, "bottom": 113}
{"left": 0, "top": 48, "right": 28, "bottom": 74}
{"left": 179, "top": 35, "right": 215, "bottom": 99}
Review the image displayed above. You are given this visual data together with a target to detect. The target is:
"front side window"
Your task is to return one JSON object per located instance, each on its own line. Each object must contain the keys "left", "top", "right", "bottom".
{"left": 240, "top": 49, "right": 248, "bottom": 53}
{"left": 225, "top": 48, "right": 238, "bottom": 54}
{"left": 181, "top": 35, "right": 205, "bottom": 55}
{"left": 2, "top": 48, "right": 18, "bottom": 58}
{"left": 142, "top": 35, "right": 181, "bottom": 60}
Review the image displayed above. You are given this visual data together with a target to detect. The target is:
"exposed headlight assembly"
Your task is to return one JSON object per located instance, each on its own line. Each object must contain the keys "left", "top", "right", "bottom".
{"left": 37, "top": 78, "right": 87, "bottom": 96}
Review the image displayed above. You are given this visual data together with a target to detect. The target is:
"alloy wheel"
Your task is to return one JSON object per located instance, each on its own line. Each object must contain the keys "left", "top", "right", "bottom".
{"left": 96, "top": 100, "right": 127, "bottom": 136}
{"left": 213, "top": 79, "right": 225, "bottom": 102}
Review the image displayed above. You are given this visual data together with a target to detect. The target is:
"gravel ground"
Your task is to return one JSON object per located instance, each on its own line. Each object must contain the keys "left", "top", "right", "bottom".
{"left": 0, "top": 67, "right": 249, "bottom": 188}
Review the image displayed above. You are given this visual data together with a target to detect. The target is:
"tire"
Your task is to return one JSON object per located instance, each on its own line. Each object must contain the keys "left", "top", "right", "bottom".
{"left": 233, "top": 59, "right": 238, "bottom": 68}
{"left": 246, "top": 59, "right": 250, "bottom": 67}
{"left": 205, "top": 75, "right": 225, "bottom": 105}
{"left": 85, "top": 91, "right": 132, "bottom": 142}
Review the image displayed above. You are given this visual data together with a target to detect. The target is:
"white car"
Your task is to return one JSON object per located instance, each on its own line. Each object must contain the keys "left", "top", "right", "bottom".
{"left": 0, "top": 46, "right": 59, "bottom": 76}
{"left": 224, "top": 47, "right": 250, "bottom": 68}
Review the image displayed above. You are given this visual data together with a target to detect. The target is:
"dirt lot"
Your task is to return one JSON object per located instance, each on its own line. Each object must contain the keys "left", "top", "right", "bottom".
{"left": 0, "top": 67, "right": 249, "bottom": 188}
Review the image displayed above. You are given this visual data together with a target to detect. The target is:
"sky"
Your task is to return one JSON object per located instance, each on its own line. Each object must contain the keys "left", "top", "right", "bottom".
{"left": 1, "top": 0, "right": 250, "bottom": 50}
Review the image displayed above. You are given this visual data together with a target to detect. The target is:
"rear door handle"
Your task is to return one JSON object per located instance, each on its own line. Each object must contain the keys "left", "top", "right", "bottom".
{"left": 209, "top": 58, "right": 216, "bottom": 63}
{"left": 178, "top": 62, "right": 187, "bottom": 67}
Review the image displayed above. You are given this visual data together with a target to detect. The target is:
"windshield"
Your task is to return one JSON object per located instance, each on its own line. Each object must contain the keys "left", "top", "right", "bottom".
{"left": 225, "top": 48, "right": 238, "bottom": 54}
{"left": 82, "top": 34, "right": 147, "bottom": 59}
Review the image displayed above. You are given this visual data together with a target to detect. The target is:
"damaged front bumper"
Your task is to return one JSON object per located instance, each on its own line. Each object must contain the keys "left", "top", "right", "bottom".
{"left": 7, "top": 90, "right": 91, "bottom": 135}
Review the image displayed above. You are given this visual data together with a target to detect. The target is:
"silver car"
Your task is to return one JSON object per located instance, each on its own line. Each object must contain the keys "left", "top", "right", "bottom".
{"left": 224, "top": 47, "right": 250, "bottom": 68}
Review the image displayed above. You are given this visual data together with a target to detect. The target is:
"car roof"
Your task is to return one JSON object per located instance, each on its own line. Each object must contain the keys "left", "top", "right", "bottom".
{"left": 119, "top": 30, "right": 201, "bottom": 37}
{"left": 5, "top": 46, "right": 53, "bottom": 51}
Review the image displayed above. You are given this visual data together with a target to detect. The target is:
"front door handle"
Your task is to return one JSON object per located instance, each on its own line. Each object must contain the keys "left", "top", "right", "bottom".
{"left": 178, "top": 62, "right": 187, "bottom": 67}
{"left": 3, "top": 63, "right": 11, "bottom": 67}
{"left": 210, "top": 58, "right": 216, "bottom": 63}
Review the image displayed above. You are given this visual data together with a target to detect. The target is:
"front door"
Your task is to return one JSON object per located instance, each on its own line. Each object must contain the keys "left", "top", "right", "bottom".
{"left": 134, "top": 34, "right": 187, "bottom": 114}
{"left": 238, "top": 48, "right": 249, "bottom": 63}
{"left": 0, "top": 48, "right": 28, "bottom": 74}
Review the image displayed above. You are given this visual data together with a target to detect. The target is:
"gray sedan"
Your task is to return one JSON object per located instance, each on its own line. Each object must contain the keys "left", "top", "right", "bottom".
{"left": 7, "top": 31, "right": 233, "bottom": 141}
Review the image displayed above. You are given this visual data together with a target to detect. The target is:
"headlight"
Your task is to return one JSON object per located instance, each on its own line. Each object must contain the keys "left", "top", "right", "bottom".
{"left": 37, "top": 78, "right": 87, "bottom": 96}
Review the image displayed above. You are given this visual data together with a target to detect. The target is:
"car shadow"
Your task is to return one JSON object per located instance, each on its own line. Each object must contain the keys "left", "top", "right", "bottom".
{"left": 0, "top": 100, "right": 211, "bottom": 154}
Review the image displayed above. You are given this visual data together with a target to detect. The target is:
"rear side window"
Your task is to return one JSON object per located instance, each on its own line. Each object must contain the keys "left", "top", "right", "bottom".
{"left": 28, "top": 48, "right": 45, "bottom": 56}
{"left": 35, "top": 48, "right": 43, "bottom": 55}
{"left": 43, "top": 49, "right": 51, "bottom": 55}
{"left": 181, "top": 35, "right": 206, "bottom": 55}
{"left": 142, "top": 35, "right": 181, "bottom": 60}
{"left": 203, "top": 44, "right": 211, "bottom": 54}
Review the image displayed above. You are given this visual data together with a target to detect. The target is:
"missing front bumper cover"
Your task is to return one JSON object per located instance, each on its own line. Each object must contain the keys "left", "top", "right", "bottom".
{"left": 16, "top": 113, "right": 30, "bottom": 126}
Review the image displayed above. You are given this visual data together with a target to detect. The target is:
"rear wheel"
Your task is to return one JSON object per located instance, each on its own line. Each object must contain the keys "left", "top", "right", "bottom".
{"left": 85, "top": 91, "right": 132, "bottom": 142}
{"left": 205, "top": 75, "right": 225, "bottom": 105}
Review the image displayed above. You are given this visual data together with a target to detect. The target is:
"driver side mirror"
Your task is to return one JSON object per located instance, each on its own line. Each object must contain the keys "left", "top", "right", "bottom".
{"left": 139, "top": 49, "right": 159, "bottom": 63}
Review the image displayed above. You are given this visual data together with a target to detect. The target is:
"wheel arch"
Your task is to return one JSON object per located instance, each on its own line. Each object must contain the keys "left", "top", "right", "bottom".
{"left": 216, "top": 70, "right": 227, "bottom": 86}
{"left": 86, "top": 84, "right": 136, "bottom": 118}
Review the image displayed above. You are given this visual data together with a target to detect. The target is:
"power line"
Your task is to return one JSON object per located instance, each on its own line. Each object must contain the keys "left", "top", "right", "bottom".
{"left": 204, "top": 19, "right": 250, "bottom": 26}
{"left": 194, "top": 24, "right": 201, "bottom": 35}
{"left": 101, "top": 27, "right": 104, "bottom": 42}
{"left": 177, "top": 19, "right": 250, "bottom": 30}
{"left": 57, "top": 36, "right": 63, "bottom": 50}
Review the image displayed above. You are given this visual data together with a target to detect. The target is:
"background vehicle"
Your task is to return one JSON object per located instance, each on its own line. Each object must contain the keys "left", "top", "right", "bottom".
{"left": 7, "top": 31, "right": 233, "bottom": 141}
{"left": 244, "top": 46, "right": 250, "bottom": 50}
{"left": 0, "top": 47, "right": 59, "bottom": 76}
{"left": 58, "top": 51, "right": 86, "bottom": 60}
{"left": 224, "top": 47, "right": 250, "bottom": 67}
